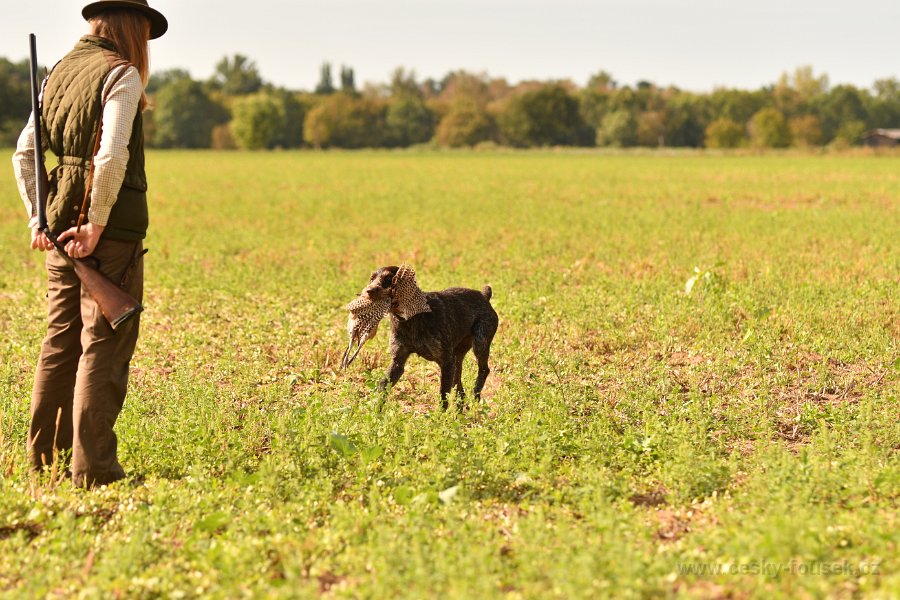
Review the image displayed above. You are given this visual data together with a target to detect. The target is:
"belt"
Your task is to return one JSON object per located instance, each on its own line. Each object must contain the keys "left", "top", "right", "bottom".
{"left": 57, "top": 155, "right": 91, "bottom": 168}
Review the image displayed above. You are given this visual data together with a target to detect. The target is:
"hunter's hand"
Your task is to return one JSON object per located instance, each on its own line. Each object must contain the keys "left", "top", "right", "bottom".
{"left": 29, "top": 217, "right": 53, "bottom": 252}
{"left": 58, "top": 222, "right": 105, "bottom": 259}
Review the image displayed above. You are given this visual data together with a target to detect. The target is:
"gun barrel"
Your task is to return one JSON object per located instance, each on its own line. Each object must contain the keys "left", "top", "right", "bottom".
{"left": 29, "top": 33, "right": 49, "bottom": 230}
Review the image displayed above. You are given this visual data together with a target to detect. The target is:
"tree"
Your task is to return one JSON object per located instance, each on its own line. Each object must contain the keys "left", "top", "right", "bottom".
{"left": 153, "top": 79, "right": 227, "bottom": 148}
{"left": 787, "top": 66, "right": 829, "bottom": 99}
{"left": 587, "top": 70, "right": 616, "bottom": 91}
{"left": 708, "top": 88, "right": 767, "bottom": 124}
{"left": 211, "top": 54, "right": 263, "bottom": 95}
{"left": 315, "top": 63, "right": 335, "bottom": 95}
{"left": 869, "top": 78, "right": 900, "bottom": 128}
{"left": 211, "top": 123, "right": 237, "bottom": 150}
{"left": 596, "top": 109, "right": 637, "bottom": 147}
{"left": 385, "top": 96, "right": 435, "bottom": 147}
{"left": 607, "top": 87, "right": 641, "bottom": 113}
{"left": 833, "top": 120, "right": 867, "bottom": 146}
{"left": 303, "top": 93, "right": 385, "bottom": 148}
{"left": 435, "top": 99, "right": 495, "bottom": 147}
{"left": 749, "top": 108, "right": 791, "bottom": 148}
{"left": 579, "top": 88, "right": 610, "bottom": 130}
{"left": 231, "top": 93, "right": 285, "bottom": 149}
{"left": 774, "top": 66, "right": 829, "bottom": 116}
{"left": 813, "top": 85, "right": 870, "bottom": 142}
{"left": 438, "top": 71, "right": 493, "bottom": 106}
{"left": 340, "top": 65, "right": 356, "bottom": 94}
{"left": 421, "top": 77, "right": 442, "bottom": 98}
{"left": 873, "top": 78, "right": 900, "bottom": 101}
{"left": 789, "top": 115, "right": 822, "bottom": 147}
{"left": 390, "top": 67, "right": 423, "bottom": 99}
{"left": 665, "top": 92, "right": 708, "bottom": 147}
{"left": 147, "top": 68, "right": 191, "bottom": 94}
{"left": 636, "top": 110, "right": 667, "bottom": 146}
{"left": 704, "top": 118, "right": 745, "bottom": 148}
{"left": 0, "top": 58, "right": 32, "bottom": 146}
{"left": 273, "top": 90, "right": 305, "bottom": 148}
{"left": 498, "top": 85, "right": 584, "bottom": 147}
{"left": 578, "top": 86, "right": 613, "bottom": 145}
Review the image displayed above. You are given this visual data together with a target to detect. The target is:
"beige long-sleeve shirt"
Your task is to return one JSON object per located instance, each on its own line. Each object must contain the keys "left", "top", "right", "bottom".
{"left": 12, "top": 64, "right": 144, "bottom": 228}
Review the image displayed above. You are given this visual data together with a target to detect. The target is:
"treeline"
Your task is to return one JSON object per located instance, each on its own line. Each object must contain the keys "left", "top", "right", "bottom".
{"left": 2, "top": 55, "right": 899, "bottom": 149}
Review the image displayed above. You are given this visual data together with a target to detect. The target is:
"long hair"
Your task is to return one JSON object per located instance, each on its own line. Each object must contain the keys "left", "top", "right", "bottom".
{"left": 89, "top": 9, "right": 151, "bottom": 109}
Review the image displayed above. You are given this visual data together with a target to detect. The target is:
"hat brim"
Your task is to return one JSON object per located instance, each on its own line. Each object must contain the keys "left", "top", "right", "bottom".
{"left": 82, "top": 1, "right": 168, "bottom": 39}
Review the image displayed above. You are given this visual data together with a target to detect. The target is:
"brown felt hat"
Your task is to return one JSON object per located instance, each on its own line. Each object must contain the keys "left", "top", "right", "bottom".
{"left": 82, "top": 0, "right": 168, "bottom": 39}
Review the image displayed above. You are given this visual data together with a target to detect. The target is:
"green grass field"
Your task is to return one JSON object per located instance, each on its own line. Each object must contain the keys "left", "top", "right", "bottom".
{"left": 0, "top": 150, "right": 898, "bottom": 598}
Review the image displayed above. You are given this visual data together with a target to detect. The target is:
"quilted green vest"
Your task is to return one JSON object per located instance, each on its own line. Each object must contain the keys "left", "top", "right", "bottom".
{"left": 42, "top": 35, "right": 148, "bottom": 241}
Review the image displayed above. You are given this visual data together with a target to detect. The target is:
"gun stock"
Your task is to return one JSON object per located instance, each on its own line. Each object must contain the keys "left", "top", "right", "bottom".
{"left": 69, "top": 247, "right": 143, "bottom": 329}
{"left": 39, "top": 230, "right": 143, "bottom": 331}
{"left": 30, "top": 34, "right": 143, "bottom": 331}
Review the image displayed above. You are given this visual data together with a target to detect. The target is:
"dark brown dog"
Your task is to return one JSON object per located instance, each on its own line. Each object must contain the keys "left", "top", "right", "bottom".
{"left": 364, "top": 266, "right": 498, "bottom": 409}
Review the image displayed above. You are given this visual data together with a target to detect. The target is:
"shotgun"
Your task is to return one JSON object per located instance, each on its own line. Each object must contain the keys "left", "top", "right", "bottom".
{"left": 29, "top": 33, "right": 143, "bottom": 330}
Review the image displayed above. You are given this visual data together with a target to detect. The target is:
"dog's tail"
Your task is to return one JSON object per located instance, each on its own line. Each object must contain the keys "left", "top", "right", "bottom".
{"left": 481, "top": 285, "right": 492, "bottom": 301}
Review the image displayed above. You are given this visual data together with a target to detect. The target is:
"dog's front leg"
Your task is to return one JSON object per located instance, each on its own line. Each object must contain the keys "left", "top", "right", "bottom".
{"left": 439, "top": 359, "right": 457, "bottom": 410}
{"left": 379, "top": 348, "right": 411, "bottom": 393}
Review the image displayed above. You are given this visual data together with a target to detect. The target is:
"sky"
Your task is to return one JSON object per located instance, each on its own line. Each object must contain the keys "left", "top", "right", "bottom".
{"left": 2, "top": 0, "right": 898, "bottom": 93}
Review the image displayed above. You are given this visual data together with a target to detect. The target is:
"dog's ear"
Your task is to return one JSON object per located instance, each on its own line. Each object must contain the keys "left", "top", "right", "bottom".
{"left": 393, "top": 265, "right": 431, "bottom": 320}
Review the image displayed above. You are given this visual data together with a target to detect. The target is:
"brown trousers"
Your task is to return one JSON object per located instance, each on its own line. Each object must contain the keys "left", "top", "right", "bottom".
{"left": 28, "top": 238, "right": 144, "bottom": 488}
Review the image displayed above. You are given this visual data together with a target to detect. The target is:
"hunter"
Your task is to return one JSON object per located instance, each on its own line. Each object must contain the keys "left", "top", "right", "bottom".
{"left": 12, "top": 0, "right": 168, "bottom": 488}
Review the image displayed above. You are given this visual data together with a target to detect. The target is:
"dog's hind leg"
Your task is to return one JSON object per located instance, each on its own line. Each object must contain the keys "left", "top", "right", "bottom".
{"left": 472, "top": 345, "right": 491, "bottom": 400}
{"left": 453, "top": 337, "right": 472, "bottom": 401}
{"left": 472, "top": 319, "right": 497, "bottom": 400}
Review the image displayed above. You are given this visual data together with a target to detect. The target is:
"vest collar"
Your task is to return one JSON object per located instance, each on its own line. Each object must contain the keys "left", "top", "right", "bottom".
{"left": 77, "top": 35, "right": 118, "bottom": 53}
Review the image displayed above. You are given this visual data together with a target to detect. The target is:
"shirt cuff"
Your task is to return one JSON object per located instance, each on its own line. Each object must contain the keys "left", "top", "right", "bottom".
{"left": 88, "top": 203, "right": 113, "bottom": 227}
